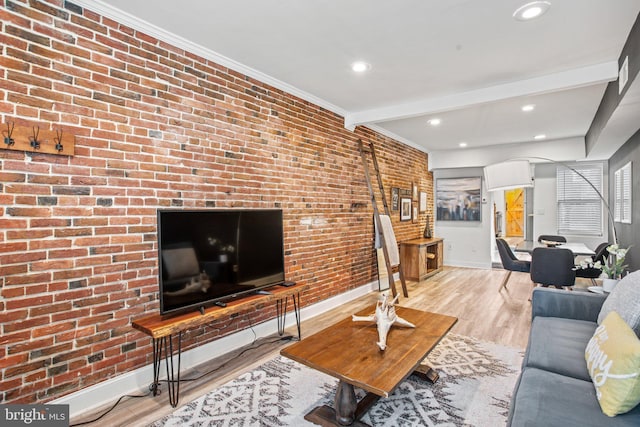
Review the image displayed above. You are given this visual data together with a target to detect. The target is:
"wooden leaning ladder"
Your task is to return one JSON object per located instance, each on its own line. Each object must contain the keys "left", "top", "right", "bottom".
{"left": 358, "top": 139, "right": 409, "bottom": 298}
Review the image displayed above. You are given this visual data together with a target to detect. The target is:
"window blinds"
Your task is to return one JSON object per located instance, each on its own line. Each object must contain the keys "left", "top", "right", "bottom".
{"left": 556, "top": 164, "right": 603, "bottom": 235}
{"left": 614, "top": 162, "right": 632, "bottom": 224}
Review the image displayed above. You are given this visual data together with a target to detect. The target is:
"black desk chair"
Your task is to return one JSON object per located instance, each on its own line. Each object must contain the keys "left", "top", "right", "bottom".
{"left": 496, "top": 238, "right": 531, "bottom": 291}
{"left": 575, "top": 242, "right": 610, "bottom": 285}
{"left": 530, "top": 247, "right": 576, "bottom": 289}
{"left": 537, "top": 234, "right": 567, "bottom": 243}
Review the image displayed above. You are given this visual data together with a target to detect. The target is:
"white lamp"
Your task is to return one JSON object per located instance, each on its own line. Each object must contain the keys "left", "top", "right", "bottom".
{"left": 483, "top": 160, "right": 534, "bottom": 192}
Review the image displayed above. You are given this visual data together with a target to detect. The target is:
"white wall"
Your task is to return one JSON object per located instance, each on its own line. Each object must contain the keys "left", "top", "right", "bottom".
{"left": 434, "top": 161, "right": 610, "bottom": 268}
{"left": 433, "top": 167, "right": 493, "bottom": 269}
{"left": 531, "top": 163, "right": 558, "bottom": 240}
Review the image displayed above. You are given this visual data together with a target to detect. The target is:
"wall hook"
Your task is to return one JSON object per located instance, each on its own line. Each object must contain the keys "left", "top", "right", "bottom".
{"left": 3, "top": 122, "right": 15, "bottom": 146}
{"left": 29, "top": 126, "right": 41, "bottom": 149}
{"left": 54, "top": 129, "right": 64, "bottom": 152}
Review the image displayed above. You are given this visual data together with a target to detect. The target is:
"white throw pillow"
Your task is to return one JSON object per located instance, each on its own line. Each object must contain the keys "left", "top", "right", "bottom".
{"left": 598, "top": 270, "right": 640, "bottom": 337}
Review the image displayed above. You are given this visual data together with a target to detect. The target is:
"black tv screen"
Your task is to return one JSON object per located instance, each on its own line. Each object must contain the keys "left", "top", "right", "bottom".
{"left": 157, "top": 209, "right": 285, "bottom": 316}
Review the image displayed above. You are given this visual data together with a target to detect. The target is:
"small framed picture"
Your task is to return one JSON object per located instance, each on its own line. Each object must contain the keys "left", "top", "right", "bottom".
{"left": 419, "top": 191, "right": 427, "bottom": 212}
{"left": 400, "top": 197, "right": 412, "bottom": 221}
{"left": 412, "top": 183, "right": 418, "bottom": 200}
{"left": 413, "top": 206, "right": 418, "bottom": 223}
{"left": 391, "top": 187, "right": 399, "bottom": 211}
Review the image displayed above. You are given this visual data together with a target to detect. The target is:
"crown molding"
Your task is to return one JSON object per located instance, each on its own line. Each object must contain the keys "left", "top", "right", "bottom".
{"left": 71, "top": 0, "right": 348, "bottom": 119}
{"left": 365, "top": 124, "right": 429, "bottom": 154}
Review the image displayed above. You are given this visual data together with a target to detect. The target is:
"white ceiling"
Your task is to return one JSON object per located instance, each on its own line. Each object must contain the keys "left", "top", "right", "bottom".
{"left": 81, "top": 0, "right": 639, "bottom": 161}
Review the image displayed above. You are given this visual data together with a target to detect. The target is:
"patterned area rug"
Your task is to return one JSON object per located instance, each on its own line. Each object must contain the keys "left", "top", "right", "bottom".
{"left": 150, "top": 334, "right": 523, "bottom": 427}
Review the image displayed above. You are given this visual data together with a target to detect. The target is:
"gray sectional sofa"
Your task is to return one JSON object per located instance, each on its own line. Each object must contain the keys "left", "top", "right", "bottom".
{"left": 507, "top": 286, "right": 640, "bottom": 426}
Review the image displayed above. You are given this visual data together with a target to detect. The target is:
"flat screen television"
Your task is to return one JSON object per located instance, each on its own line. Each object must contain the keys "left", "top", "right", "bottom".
{"left": 157, "top": 209, "right": 285, "bottom": 316}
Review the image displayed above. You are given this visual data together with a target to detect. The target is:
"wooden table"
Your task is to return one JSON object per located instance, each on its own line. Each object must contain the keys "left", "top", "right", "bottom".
{"left": 515, "top": 240, "right": 595, "bottom": 256}
{"left": 281, "top": 305, "right": 457, "bottom": 426}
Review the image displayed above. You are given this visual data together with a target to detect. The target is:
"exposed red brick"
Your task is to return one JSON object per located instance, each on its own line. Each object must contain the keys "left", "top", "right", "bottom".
{"left": 3, "top": 315, "right": 51, "bottom": 334}
{"left": 29, "top": 304, "right": 74, "bottom": 320}
{"left": 0, "top": 354, "right": 29, "bottom": 371}
{"left": 7, "top": 337, "right": 54, "bottom": 355}
{"left": 5, "top": 294, "right": 53, "bottom": 310}
{"left": 0, "top": 1, "right": 432, "bottom": 406}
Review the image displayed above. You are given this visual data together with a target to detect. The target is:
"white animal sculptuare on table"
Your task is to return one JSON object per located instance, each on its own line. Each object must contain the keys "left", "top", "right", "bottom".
{"left": 352, "top": 293, "right": 415, "bottom": 351}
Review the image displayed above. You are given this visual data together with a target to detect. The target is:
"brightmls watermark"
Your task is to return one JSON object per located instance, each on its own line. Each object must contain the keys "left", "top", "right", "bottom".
{"left": 1, "top": 405, "right": 69, "bottom": 426}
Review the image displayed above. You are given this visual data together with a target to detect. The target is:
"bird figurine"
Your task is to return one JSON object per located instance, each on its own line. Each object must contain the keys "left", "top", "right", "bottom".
{"left": 352, "top": 293, "right": 415, "bottom": 350}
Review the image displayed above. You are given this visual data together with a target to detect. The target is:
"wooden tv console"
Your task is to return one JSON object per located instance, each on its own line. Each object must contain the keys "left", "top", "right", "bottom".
{"left": 131, "top": 282, "right": 309, "bottom": 407}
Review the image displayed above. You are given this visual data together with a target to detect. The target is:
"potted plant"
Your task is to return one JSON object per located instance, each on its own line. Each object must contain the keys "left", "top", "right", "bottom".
{"left": 601, "top": 244, "right": 628, "bottom": 279}
{"left": 576, "top": 244, "right": 629, "bottom": 291}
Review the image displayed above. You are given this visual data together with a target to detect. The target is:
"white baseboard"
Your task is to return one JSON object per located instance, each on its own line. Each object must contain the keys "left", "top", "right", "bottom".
{"left": 444, "top": 260, "right": 492, "bottom": 269}
{"left": 55, "top": 280, "right": 380, "bottom": 419}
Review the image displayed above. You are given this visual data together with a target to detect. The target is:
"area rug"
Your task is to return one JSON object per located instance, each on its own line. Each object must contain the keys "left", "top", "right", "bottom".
{"left": 149, "top": 334, "right": 523, "bottom": 427}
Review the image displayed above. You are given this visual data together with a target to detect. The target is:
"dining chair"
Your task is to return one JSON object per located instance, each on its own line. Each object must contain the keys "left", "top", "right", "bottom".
{"left": 537, "top": 234, "right": 567, "bottom": 243}
{"left": 530, "top": 247, "right": 576, "bottom": 289}
{"left": 496, "top": 238, "right": 531, "bottom": 291}
{"left": 575, "top": 242, "right": 610, "bottom": 285}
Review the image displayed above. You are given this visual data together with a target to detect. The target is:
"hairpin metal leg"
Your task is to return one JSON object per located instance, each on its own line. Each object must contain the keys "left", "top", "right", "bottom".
{"left": 277, "top": 296, "right": 288, "bottom": 336}
{"left": 163, "top": 332, "right": 182, "bottom": 407}
{"left": 276, "top": 292, "right": 302, "bottom": 340}
{"left": 151, "top": 337, "right": 164, "bottom": 397}
{"left": 292, "top": 292, "right": 301, "bottom": 340}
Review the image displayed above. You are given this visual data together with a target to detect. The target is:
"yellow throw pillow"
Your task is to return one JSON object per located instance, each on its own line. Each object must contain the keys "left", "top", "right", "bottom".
{"left": 585, "top": 311, "right": 640, "bottom": 416}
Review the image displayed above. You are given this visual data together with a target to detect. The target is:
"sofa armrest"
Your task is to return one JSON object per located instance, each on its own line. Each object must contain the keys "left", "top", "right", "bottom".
{"left": 531, "top": 288, "right": 607, "bottom": 322}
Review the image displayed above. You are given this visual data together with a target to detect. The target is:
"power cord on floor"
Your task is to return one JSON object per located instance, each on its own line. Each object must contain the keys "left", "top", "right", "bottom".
{"left": 164, "top": 335, "right": 288, "bottom": 384}
{"left": 69, "top": 328, "right": 292, "bottom": 426}
{"left": 69, "top": 388, "right": 153, "bottom": 427}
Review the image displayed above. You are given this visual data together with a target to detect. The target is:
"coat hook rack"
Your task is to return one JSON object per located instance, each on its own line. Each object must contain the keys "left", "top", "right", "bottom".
{"left": 3, "top": 122, "right": 15, "bottom": 146}
{"left": 54, "top": 129, "right": 64, "bottom": 152}
{"left": 29, "top": 126, "right": 41, "bottom": 149}
{"left": 0, "top": 123, "right": 75, "bottom": 156}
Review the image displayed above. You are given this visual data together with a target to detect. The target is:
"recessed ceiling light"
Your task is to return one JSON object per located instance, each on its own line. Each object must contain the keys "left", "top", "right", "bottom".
{"left": 534, "top": 134, "right": 546, "bottom": 140}
{"left": 513, "top": 1, "right": 551, "bottom": 21}
{"left": 521, "top": 104, "right": 535, "bottom": 112}
{"left": 459, "top": 142, "right": 468, "bottom": 148}
{"left": 428, "top": 118, "right": 442, "bottom": 126}
{"left": 351, "top": 61, "right": 371, "bottom": 73}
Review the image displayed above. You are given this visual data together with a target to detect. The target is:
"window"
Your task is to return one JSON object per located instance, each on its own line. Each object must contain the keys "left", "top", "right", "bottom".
{"left": 614, "top": 162, "right": 632, "bottom": 223}
{"left": 556, "top": 163, "right": 603, "bottom": 236}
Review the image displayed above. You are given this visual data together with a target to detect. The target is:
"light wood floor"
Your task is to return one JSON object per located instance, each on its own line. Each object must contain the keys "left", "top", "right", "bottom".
{"left": 71, "top": 266, "right": 590, "bottom": 426}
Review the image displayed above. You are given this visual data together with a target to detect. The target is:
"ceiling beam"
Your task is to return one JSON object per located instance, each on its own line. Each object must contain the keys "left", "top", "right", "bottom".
{"left": 344, "top": 62, "right": 619, "bottom": 131}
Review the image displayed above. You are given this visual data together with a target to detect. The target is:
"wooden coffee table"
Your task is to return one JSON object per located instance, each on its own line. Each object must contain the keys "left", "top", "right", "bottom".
{"left": 280, "top": 305, "right": 457, "bottom": 426}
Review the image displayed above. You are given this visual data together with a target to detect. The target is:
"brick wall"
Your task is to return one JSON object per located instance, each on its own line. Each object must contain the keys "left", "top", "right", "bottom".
{"left": 0, "top": 0, "right": 433, "bottom": 404}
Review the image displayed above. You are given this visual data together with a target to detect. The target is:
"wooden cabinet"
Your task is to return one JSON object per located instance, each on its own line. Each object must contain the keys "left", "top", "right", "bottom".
{"left": 400, "top": 237, "right": 444, "bottom": 281}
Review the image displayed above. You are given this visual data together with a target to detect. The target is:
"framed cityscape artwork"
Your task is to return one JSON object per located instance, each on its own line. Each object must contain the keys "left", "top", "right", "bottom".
{"left": 435, "top": 177, "right": 481, "bottom": 221}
